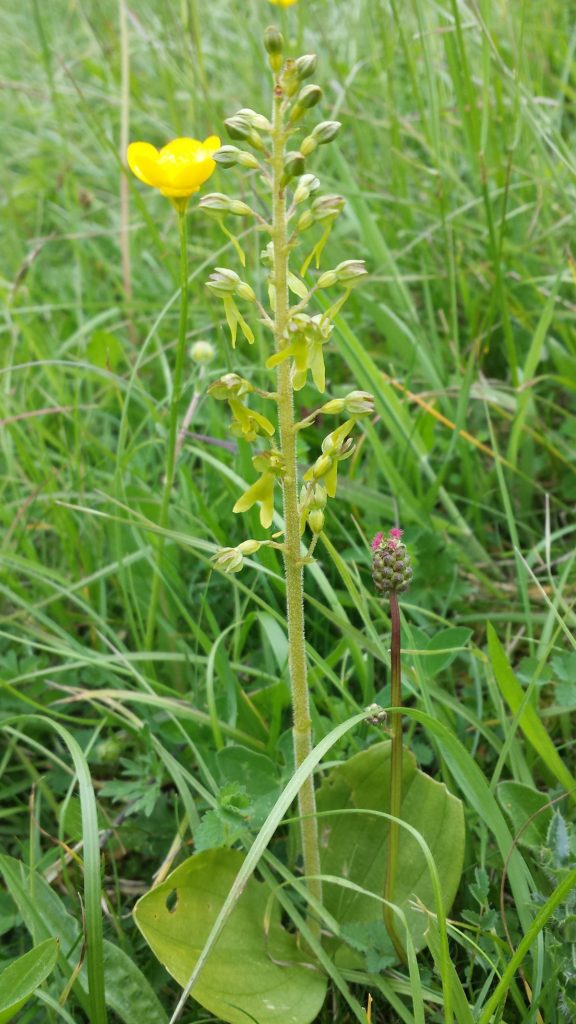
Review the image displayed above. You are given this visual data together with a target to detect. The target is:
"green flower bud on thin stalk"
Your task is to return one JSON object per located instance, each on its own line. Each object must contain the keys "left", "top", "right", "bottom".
{"left": 264, "top": 25, "right": 284, "bottom": 72}
{"left": 289, "top": 84, "right": 323, "bottom": 123}
{"left": 301, "top": 120, "right": 341, "bottom": 157}
{"left": 317, "top": 259, "right": 368, "bottom": 289}
{"left": 236, "top": 108, "right": 273, "bottom": 133}
{"left": 213, "top": 145, "right": 261, "bottom": 170}
{"left": 199, "top": 193, "right": 254, "bottom": 216}
{"left": 224, "top": 115, "right": 265, "bottom": 150}
{"left": 281, "top": 151, "right": 306, "bottom": 185}
{"left": 371, "top": 528, "right": 413, "bottom": 964}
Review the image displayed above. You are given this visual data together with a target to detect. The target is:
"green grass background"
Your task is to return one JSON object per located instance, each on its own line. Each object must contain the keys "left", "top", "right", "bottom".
{"left": 1, "top": 0, "right": 575, "bottom": 1021}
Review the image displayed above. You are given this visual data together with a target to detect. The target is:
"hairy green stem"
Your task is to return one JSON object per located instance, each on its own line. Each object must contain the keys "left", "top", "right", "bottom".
{"left": 271, "top": 78, "right": 322, "bottom": 932}
{"left": 384, "top": 591, "right": 407, "bottom": 962}
{"left": 145, "top": 208, "right": 189, "bottom": 652}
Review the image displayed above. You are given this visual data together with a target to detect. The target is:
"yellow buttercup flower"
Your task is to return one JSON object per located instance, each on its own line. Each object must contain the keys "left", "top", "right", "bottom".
{"left": 127, "top": 136, "right": 220, "bottom": 199}
{"left": 268, "top": 0, "right": 298, "bottom": 6}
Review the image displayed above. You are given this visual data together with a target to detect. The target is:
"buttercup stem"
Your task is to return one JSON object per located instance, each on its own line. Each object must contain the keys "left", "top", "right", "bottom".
{"left": 271, "top": 76, "right": 323, "bottom": 932}
{"left": 144, "top": 207, "right": 189, "bottom": 652}
{"left": 384, "top": 591, "right": 407, "bottom": 963}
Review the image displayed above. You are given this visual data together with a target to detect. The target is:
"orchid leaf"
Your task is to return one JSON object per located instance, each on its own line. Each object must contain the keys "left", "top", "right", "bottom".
{"left": 134, "top": 848, "right": 327, "bottom": 1024}
{"left": 317, "top": 742, "right": 464, "bottom": 964}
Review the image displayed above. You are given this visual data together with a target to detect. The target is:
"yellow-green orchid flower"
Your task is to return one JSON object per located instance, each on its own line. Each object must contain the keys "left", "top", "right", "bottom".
{"left": 233, "top": 452, "right": 285, "bottom": 529}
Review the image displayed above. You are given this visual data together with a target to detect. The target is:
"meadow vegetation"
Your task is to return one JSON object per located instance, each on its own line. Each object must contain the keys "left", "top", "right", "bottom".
{"left": 1, "top": 1, "right": 575, "bottom": 1022}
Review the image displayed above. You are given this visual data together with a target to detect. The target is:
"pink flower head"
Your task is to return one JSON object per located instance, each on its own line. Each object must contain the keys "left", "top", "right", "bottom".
{"left": 371, "top": 532, "right": 384, "bottom": 551}
{"left": 389, "top": 527, "right": 404, "bottom": 540}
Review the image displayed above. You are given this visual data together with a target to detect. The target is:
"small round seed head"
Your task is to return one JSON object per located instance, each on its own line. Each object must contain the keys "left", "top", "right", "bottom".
{"left": 371, "top": 528, "right": 413, "bottom": 595}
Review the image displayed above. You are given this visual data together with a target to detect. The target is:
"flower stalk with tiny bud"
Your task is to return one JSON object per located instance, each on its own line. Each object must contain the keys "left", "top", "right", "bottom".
{"left": 372, "top": 528, "right": 413, "bottom": 962}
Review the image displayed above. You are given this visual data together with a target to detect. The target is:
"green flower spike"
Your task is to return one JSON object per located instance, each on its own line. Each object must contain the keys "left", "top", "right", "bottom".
{"left": 233, "top": 451, "right": 285, "bottom": 529}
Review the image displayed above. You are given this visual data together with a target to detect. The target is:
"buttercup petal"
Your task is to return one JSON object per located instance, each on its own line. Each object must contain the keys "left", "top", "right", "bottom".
{"left": 127, "top": 142, "right": 160, "bottom": 187}
{"left": 203, "top": 135, "right": 221, "bottom": 154}
{"left": 160, "top": 137, "right": 202, "bottom": 159}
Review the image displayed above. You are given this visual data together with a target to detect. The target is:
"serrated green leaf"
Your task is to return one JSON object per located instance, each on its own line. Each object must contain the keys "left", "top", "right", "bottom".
{"left": 134, "top": 848, "right": 327, "bottom": 1024}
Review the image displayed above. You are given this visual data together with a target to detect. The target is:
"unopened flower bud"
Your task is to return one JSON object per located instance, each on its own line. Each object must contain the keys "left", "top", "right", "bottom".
{"left": 231, "top": 199, "right": 255, "bottom": 216}
{"left": 316, "top": 269, "right": 339, "bottom": 289}
{"left": 300, "top": 136, "right": 318, "bottom": 158}
{"left": 213, "top": 145, "right": 241, "bottom": 167}
{"left": 296, "top": 84, "right": 323, "bottom": 109}
{"left": 312, "top": 193, "right": 345, "bottom": 221}
{"left": 206, "top": 267, "right": 240, "bottom": 296}
{"left": 189, "top": 340, "right": 216, "bottom": 365}
{"left": 319, "top": 397, "right": 346, "bottom": 414}
{"left": 293, "top": 173, "right": 320, "bottom": 205}
{"left": 237, "top": 539, "right": 261, "bottom": 556}
{"left": 282, "top": 151, "right": 306, "bottom": 183}
{"left": 308, "top": 508, "right": 325, "bottom": 534}
{"left": 311, "top": 120, "right": 341, "bottom": 145}
{"left": 301, "top": 122, "right": 341, "bottom": 155}
{"left": 343, "top": 390, "right": 374, "bottom": 415}
{"left": 264, "top": 25, "right": 284, "bottom": 72}
{"left": 371, "top": 529, "right": 413, "bottom": 595}
{"left": 334, "top": 259, "right": 368, "bottom": 285}
{"left": 213, "top": 145, "right": 260, "bottom": 170}
{"left": 224, "top": 116, "right": 264, "bottom": 150}
{"left": 294, "top": 54, "right": 318, "bottom": 81}
{"left": 297, "top": 209, "right": 315, "bottom": 232}
{"left": 237, "top": 108, "right": 272, "bottom": 133}
{"left": 200, "top": 193, "right": 253, "bottom": 216}
{"left": 208, "top": 373, "right": 253, "bottom": 399}
{"left": 224, "top": 115, "right": 253, "bottom": 141}
{"left": 289, "top": 84, "right": 323, "bottom": 123}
